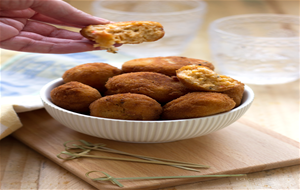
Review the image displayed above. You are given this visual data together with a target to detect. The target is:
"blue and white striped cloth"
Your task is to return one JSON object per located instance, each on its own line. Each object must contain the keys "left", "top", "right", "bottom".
{"left": 0, "top": 51, "right": 133, "bottom": 139}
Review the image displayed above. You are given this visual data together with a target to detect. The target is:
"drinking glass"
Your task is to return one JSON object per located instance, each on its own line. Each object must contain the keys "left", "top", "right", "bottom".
{"left": 92, "top": 0, "right": 207, "bottom": 58}
{"left": 209, "top": 14, "right": 299, "bottom": 85}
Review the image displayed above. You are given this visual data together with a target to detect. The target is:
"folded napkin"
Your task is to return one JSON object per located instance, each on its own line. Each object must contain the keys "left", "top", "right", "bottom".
{"left": 0, "top": 51, "right": 133, "bottom": 140}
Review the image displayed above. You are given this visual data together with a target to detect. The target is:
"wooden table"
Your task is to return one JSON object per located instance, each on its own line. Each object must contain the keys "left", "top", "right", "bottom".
{"left": 1, "top": 0, "right": 299, "bottom": 189}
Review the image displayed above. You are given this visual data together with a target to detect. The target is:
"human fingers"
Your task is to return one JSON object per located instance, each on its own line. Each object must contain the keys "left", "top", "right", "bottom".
{"left": 0, "top": 9, "right": 78, "bottom": 28}
{"left": 0, "top": 0, "right": 33, "bottom": 10}
{"left": 0, "top": 17, "right": 27, "bottom": 41}
{"left": 30, "top": 13, "right": 89, "bottom": 28}
{"left": 18, "top": 31, "right": 87, "bottom": 43}
{"left": 0, "top": 9, "right": 35, "bottom": 18}
{"left": 31, "top": 12, "right": 113, "bottom": 28}
{"left": 22, "top": 21, "right": 125, "bottom": 48}
{"left": 0, "top": 0, "right": 109, "bottom": 26}
{"left": 23, "top": 20, "right": 85, "bottom": 40}
{"left": 30, "top": 0, "right": 110, "bottom": 27}
{"left": 0, "top": 32, "right": 102, "bottom": 54}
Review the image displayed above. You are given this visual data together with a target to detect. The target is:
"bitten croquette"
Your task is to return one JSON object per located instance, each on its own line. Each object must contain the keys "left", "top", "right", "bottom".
{"left": 176, "top": 65, "right": 240, "bottom": 92}
{"left": 80, "top": 21, "right": 165, "bottom": 53}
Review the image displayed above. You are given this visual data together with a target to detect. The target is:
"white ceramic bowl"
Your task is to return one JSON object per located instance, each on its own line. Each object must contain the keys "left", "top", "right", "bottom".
{"left": 40, "top": 78, "right": 254, "bottom": 143}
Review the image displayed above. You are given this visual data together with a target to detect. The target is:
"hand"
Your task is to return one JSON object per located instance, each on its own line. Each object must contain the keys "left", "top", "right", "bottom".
{"left": 0, "top": 0, "right": 110, "bottom": 53}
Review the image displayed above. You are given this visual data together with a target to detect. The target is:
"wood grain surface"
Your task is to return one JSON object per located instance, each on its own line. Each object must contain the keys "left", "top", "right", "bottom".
{"left": 1, "top": 0, "right": 299, "bottom": 189}
{"left": 9, "top": 109, "right": 300, "bottom": 190}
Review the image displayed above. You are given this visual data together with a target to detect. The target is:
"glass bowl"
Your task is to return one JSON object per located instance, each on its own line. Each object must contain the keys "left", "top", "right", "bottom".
{"left": 91, "top": 0, "right": 207, "bottom": 58}
{"left": 209, "top": 14, "right": 299, "bottom": 85}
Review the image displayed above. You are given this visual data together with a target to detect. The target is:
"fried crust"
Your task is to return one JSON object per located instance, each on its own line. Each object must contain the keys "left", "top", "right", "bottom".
{"left": 80, "top": 21, "right": 165, "bottom": 53}
{"left": 176, "top": 65, "right": 240, "bottom": 92}
{"left": 161, "top": 92, "right": 236, "bottom": 120}
{"left": 105, "top": 72, "right": 189, "bottom": 103}
{"left": 50, "top": 81, "right": 101, "bottom": 113}
{"left": 221, "top": 82, "right": 245, "bottom": 107}
{"left": 90, "top": 93, "right": 162, "bottom": 120}
{"left": 62, "top": 62, "right": 122, "bottom": 93}
{"left": 122, "top": 56, "right": 214, "bottom": 76}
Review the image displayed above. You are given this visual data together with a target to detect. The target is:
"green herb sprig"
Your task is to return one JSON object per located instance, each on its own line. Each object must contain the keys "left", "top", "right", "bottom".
{"left": 86, "top": 171, "right": 247, "bottom": 188}
{"left": 57, "top": 140, "right": 209, "bottom": 172}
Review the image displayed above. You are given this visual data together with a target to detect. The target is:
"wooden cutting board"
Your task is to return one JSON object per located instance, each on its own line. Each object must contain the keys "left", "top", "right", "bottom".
{"left": 13, "top": 109, "right": 300, "bottom": 190}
